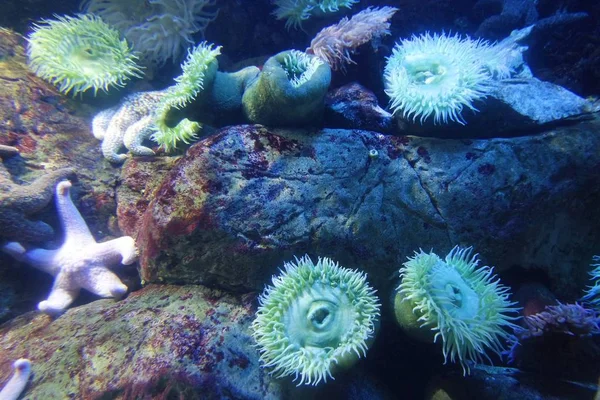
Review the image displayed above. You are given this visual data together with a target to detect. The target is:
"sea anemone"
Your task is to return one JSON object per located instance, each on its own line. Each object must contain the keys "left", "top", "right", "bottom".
{"left": 27, "top": 14, "right": 142, "bottom": 95}
{"left": 242, "top": 50, "right": 331, "bottom": 126}
{"left": 252, "top": 255, "right": 380, "bottom": 385}
{"left": 151, "top": 42, "right": 221, "bottom": 151}
{"left": 272, "top": 0, "right": 359, "bottom": 30}
{"left": 394, "top": 246, "right": 519, "bottom": 374}
{"left": 81, "top": 0, "right": 219, "bottom": 66}
{"left": 384, "top": 33, "right": 497, "bottom": 125}
{"left": 582, "top": 255, "right": 600, "bottom": 307}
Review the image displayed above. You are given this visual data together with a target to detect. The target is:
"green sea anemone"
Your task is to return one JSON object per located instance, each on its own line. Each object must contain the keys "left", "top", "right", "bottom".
{"left": 582, "top": 255, "right": 600, "bottom": 307}
{"left": 27, "top": 14, "right": 142, "bottom": 95}
{"left": 151, "top": 42, "right": 221, "bottom": 151}
{"left": 394, "top": 246, "right": 519, "bottom": 374}
{"left": 242, "top": 50, "right": 331, "bottom": 126}
{"left": 384, "top": 33, "right": 495, "bottom": 125}
{"left": 252, "top": 255, "right": 380, "bottom": 385}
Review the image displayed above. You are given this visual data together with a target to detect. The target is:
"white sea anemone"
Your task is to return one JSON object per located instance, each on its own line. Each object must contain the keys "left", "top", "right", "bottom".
{"left": 384, "top": 33, "right": 497, "bottom": 125}
{"left": 272, "top": 0, "right": 359, "bottom": 30}
{"left": 394, "top": 246, "right": 519, "bottom": 374}
{"left": 252, "top": 255, "right": 380, "bottom": 385}
{"left": 80, "top": 0, "right": 218, "bottom": 66}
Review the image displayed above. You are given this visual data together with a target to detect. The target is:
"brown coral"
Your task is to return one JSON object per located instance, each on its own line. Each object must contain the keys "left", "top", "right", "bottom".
{"left": 306, "top": 6, "right": 398, "bottom": 71}
{"left": 506, "top": 303, "right": 600, "bottom": 380}
{"left": 514, "top": 303, "right": 600, "bottom": 340}
{"left": 0, "top": 149, "right": 73, "bottom": 243}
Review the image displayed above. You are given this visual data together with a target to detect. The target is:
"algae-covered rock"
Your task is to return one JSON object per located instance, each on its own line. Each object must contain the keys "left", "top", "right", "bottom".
{"left": 0, "top": 28, "right": 122, "bottom": 236}
{"left": 0, "top": 284, "right": 285, "bottom": 399}
{"left": 119, "top": 120, "right": 600, "bottom": 298}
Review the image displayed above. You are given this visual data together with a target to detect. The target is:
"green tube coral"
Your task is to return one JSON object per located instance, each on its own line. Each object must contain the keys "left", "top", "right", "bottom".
{"left": 252, "top": 255, "right": 380, "bottom": 386}
{"left": 394, "top": 246, "right": 519, "bottom": 374}
{"left": 27, "top": 14, "right": 142, "bottom": 95}
{"left": 242, "top": 50, "right": 331, "bottom": 126}
{"left": 151, "top": 42, "right": 221, "bottom": 151}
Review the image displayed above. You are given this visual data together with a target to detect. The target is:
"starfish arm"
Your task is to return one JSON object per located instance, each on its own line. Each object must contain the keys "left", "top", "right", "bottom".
{"left": 101, "top": 108, "right": 133, "bottom": 164}
{"left": 101, "top": 136, "right": 129, "bottom": 164}
{"left": 2, "top": 242, "right": 61, "bottom": 275}
{"left": 38, "top": 270, "right": 80, "bottom": 314}
{"left": 92, "top": 107, "right": 118, "bottom": 140}
{"left": 91, "top": 236, "right": 138, "bottom": 266}
{"left": 81, "top": 265, "right": 128, "bottom": 298}
{"left": 8, "top": 168, "right": 74, "bottom": 211}
{"left": 55, "top": 181, "right": 95, "bottom": 246}
{"left": 123, "top": 115, "right": 156, "bottom": 157}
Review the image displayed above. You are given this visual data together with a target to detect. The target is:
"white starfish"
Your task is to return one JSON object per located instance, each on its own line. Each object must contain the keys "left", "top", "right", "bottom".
{"left": 92, "top": 90, "right": 165, "bottom": 163}
{"left": 0, "top": 359, "right": 31, "bottom": 400}
{"left": 2, "top": 181, "right": 138, "bottom": 315}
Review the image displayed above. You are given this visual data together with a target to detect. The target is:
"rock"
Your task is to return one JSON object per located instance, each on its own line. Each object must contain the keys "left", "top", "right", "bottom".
{"left": 116, "top": 156, "right": 181, "bottom": 237}
{"left": 425, "top": 365, "right": 598, "bottom": 400}
{"left": 118, "top": 120, "right": 600, "bottom": 298}
{"left": 491, "top": 77, "right": 592, "bottom": 124}
{"left": 474, "top": 0, "right": 538, "bottom": 39}
{"left": 324, "top": 82, "right": 394, "bottom": 133}
{"left": 399, "top": 77, "right": 594, "bottom": 138}
{"left": 0, "top": 284, "right": 285, "bottom": 399}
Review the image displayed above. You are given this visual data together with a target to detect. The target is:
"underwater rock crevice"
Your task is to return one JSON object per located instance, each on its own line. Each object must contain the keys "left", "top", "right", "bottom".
{"left": 400, "top": 149, "right": 450, "bottom": 235}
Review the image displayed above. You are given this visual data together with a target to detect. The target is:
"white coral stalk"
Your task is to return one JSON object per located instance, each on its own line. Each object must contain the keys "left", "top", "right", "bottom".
{"left": 0, "top": 359, "right": 31, "bottom": 400}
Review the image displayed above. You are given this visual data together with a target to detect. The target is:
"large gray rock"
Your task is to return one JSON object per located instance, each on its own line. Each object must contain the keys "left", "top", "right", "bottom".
{"left": 118, "top": 120, "right": 600, "bottom": 298}
{"left": 400, "top": 77, "right": 594, "bottom": 138}
{"left": 0, "top": 284, "right": 285, "bottom": 399}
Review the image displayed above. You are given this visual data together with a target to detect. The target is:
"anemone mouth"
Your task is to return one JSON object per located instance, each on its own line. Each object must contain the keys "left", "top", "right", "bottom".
{"left": 429, "top": 261, "right": 480, "bottom": 321}
{"left": 252, "top": 255, "right": 380, "bottom": 386}
{"left": 286, "top": 283, "right": 354, "bottom": 351}
{"left": 280, "top": 50, "right": 323, "bottom": 88}
{"left": 397, "top": 246, "right": 519, "bottom": 375}
{"left": 384, "top": 32, "right": 493, "bottom": 125}
{"left": 27, "top": 14, "right": 141, "bottom": 95}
